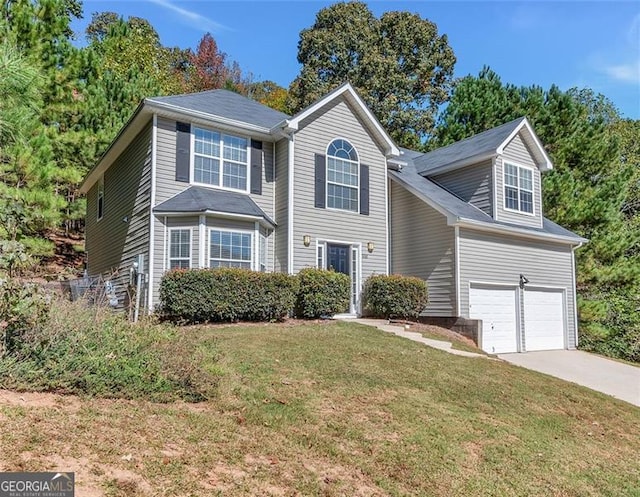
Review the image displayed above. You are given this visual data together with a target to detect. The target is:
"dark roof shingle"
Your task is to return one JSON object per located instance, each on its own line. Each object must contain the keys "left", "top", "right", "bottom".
{"left": 154, "top": 186, "right": 275, "bottom": 226}
{"left": 147, "top": 89, "right": 289, "bottom": 129}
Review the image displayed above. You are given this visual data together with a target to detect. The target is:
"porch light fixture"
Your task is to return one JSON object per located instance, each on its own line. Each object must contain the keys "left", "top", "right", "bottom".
{"left": 519, "top": 274, "right": 529, "bottom": 289}
{"left": 367, "top": 241, "right": 375, "bottom": 253}
{"left": 303, "top": 234, "right": 311, "bottom": 247}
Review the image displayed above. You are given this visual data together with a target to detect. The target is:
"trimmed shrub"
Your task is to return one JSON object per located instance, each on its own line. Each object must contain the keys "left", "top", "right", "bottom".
{"left": 295, "top": 268, "right": 350, "bottom": 318}
{"left": 363, "top": 274, "right": 428, "bottom": 320}
{"left": 159, "top": 268, "right": 298, "bottom": 323}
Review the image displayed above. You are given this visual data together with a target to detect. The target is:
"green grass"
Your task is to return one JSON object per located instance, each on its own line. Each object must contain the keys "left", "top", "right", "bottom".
{"left": 418, "top": 329, "right": 486, "bottom": 354}
{"left": 1, "top": 320, "right": 639, "bottom": 496}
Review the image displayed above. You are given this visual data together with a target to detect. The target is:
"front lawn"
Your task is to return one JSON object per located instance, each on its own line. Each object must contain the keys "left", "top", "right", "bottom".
{"left": 1, "top": 320, "right": 638, "bottom": 496}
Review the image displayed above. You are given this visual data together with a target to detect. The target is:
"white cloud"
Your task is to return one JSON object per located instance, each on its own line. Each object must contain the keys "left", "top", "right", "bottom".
{"left": 146, "top": 0, "right": 228, "bottom": 33}
{"left": 604, "top": 62, "right": 640, "bottom": 84}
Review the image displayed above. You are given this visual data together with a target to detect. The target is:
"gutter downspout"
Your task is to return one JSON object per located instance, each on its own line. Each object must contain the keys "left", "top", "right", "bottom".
{"left": 454, "top": 224, "right": 461, "bottom": 317}
{"left": 147, "top": 114, "right": 158, "bottom": 312}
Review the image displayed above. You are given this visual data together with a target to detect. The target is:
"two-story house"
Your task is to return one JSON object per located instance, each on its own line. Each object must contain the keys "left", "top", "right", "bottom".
{"left": 80, "top": 83, "right": 585, "bottom": 354}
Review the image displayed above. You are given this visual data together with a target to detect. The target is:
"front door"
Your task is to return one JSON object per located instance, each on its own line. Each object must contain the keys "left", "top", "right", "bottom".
{"left": 327, "top": 244, "right": 350, "bottom": 275}
{"left": 327, "top": 243, "right": 357, "bottom": 313}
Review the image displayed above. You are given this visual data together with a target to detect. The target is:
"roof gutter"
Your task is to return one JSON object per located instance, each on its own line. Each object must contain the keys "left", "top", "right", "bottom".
{"left": 454, "top": 218, "right": 588, "bottom": 245}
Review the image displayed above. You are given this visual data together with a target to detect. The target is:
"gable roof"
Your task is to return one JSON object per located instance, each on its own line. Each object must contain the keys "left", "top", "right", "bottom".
{"left": 154, "top": 186, "right": 276, "bottom": 227}
{"left": 413, "top": 117, "right": 553, "bottom": 176}
{"left": 390, "top": 152, "right": 586, "bottom": 245}
{"left": 147, "top": 89, "right": 289, "bottom": 130}
{"left": 286, "top": 83, "right": 400, "bottom": 157}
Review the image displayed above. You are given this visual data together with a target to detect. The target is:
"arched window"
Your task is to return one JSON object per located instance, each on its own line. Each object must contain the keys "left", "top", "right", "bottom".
{"left": 327, "top": 139, "right": 359, "bottom": 211}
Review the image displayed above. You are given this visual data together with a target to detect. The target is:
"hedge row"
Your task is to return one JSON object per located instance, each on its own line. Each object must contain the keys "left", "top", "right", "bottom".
{"left": 363, "top": 274, "right": 428, "bottom": 320}
{"left": 159, "top": 267, "right": 351, "bottom": 323}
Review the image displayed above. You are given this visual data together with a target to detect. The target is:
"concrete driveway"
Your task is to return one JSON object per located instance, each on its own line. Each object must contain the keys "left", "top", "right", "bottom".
{"left": 498, "top": 350, "right": 640, "bottom": 407}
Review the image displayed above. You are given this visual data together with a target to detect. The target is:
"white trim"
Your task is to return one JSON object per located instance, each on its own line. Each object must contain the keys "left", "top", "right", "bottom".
{"left": 502, "top": 160, "right": 535, "bottom": 217}
{"left": 384, "top": 169, "right": 389, "bottom": 275}
{"left": 287, "top": 133, "right": 295, "bottom": 274}
{"left": 167, "top": 227, "right": 193, "bottom": 269}
{"left": 162, "top": 216, "right": 168, "bottom": 273}
{"left": 154, "top": 210, "right": 274, "bottom": 229}
{"left": 454, "top": 226, "right": 461, "bottom": 316}
{"left": 148, "top": 114, "right": 158, "bottom": 311}
{"left": 456, "top": 220, "right": 586, "bottom": 245}
{"left": 496, "top": 117, "right": 553, "bottom": 171}
{"left": 571, "top": 242, "right": 583, "bottom": 347}
{"left": 325, "top": 137, "right": 360, "bottom": 213}
{"left": 316, "top": 241, "right": 325, "bottom": 269}
{"left": 317, "top": 238, "right": 362, "bottom": 315}
{"left": 491, "top": 156, "right": 498, "bottom": 220}
{"left": 198, "top": 215, "right": 206, "bottom": 268}
{"left": 190, "top": 125, "right": 251, "bottom": 194}
{"left": 207, "top": 226, "right": 254, "bottom": 269}
{"left": 272, "top": 142, "right": 276, "bottom": 269}
{"left": 284, "top": 83, "right": 400, "bottom": 157}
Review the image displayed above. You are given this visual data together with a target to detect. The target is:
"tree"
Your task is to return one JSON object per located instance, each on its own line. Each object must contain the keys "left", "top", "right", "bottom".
{"left": 247, "top": 80, "right": 289, "bottom": 113}
{"left": 288, "top": 1, "right": 456, "bottom": 148}
{"left": 433, "top": 67, "right": 640, "bottom": 361}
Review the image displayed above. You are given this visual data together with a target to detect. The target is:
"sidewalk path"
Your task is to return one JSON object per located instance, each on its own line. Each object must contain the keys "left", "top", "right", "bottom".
{"left": 344, "top": 318, "right": 487, "bottom": 359}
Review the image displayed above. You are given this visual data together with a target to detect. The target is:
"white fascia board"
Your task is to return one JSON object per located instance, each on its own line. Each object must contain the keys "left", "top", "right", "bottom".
{"left": 388, "top": 174, "right": 458, "bottom": 223}
{"left": 454, "top": 218, "right": 586, "bottom": 245}
{"left": 155, "top": 210, "right": 275, "bottom": 229}
{"left": 286, "top": 83, "right": 400, "bottom": 157}
{"left": 146, "top": 100, "right": 274, "bottom": 140}
{"left": 496, "top": 117, "right": 553, "bottom": 171}
{"left": 80, "top": 102, "right": 151, "bottom": 193}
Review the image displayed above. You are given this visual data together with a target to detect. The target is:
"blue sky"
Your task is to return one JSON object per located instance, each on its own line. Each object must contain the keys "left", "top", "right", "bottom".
{"left": 74, "top": 1, "right": 640, "bottom": 119}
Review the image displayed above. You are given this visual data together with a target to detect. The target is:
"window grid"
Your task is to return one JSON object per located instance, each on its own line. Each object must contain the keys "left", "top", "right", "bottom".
{"left": 327, "top": 139, "right": 359, "bottom": 212}
{"left": 193, "top": 127, "right": 248, "bottom": 191}
{"left": 504, "top": 163, "right": 534, "bottom": 214}
{"left": 169, "top": 229, "right": 191, "bottom": 270}
{"left": 209, "top": 229, "right": 252, "bottom": 269}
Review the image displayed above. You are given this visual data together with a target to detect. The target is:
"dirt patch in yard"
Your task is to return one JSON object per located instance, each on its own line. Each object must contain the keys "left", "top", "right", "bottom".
{"left": 392, "top": 320, "right": 481, "bottom": 351}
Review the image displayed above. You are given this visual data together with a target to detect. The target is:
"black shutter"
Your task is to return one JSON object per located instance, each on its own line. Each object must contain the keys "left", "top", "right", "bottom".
{"left": 250, "top": 139, "right": 263, "bottom": 194}
{"left": 314, "top": 153, "right": 326, "bottom": 208}
{"left": 360, "top": 163, "right": 369, "bottom": 215}
{"left": 175, "top": 121, "right": 191, "bottom": 182}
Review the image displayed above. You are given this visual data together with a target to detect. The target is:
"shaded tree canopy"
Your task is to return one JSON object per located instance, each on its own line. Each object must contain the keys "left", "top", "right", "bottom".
{"left": 288, "top": 1, "right": 456, "bottom": 148}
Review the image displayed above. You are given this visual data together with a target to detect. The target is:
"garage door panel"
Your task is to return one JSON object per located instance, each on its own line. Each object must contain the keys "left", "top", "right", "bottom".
{"left": 470, "top": 286, "right": 518, "bottom": 354}
{"left": 524, "top": 289, "right": 565, "bottom": 351}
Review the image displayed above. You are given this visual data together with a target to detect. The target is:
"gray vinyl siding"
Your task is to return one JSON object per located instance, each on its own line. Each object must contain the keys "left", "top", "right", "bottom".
{"left": 458, "top": 228, "right": 576, "bottom": 349}
{"left": 431, "top": 159, "right": 493, "bottom": 216}
{"left": 274, "top": 138, "right": 289, "bottom": 272}
{"left": 85, "top": 122, "right": 152, "bottom": 310}
{"left": 389, "top": 181, "right": 456, "bottom": 316}
{"left": 495, "top": 133, "right": 543, "bottom": 228}
{"left": 154, "top": 116, "right": 275, "bottom": 219}
{"left": 292, "top": 97, "right": 388, "bottom": 280}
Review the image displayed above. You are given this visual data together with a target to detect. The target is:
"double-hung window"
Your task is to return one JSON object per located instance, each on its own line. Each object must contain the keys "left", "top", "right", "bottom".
{"left": 193, "top": 127, "right": 248, "bottom": 191}
{"left": 169, "top": 229, "right": 191, "bottom": 269}
{"left": 327, "top": 139, "right": 359, "bottom": 212}
{"left": 504, "top": 163, "right": 534, "bottom": 214}
{"left": 209, "top": 229, "right": 252, "bottom": 269}
{"left": 97, "top": 176, "right": 104, "bottom": 220}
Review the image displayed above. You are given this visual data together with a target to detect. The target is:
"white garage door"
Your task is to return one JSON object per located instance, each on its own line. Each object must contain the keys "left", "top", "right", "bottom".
{"left": 524, "top": 289, "right": 565, "bottom": 351}
{"left": 469, "top": 286, "right": 519, "bottom": 354}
